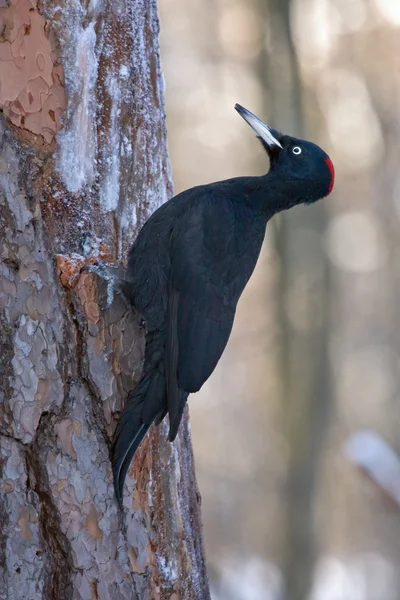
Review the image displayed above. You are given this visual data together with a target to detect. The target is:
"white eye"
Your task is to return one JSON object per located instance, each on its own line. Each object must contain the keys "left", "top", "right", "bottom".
{"left": 292, "top": 146, "right": 302, "bottom": 155}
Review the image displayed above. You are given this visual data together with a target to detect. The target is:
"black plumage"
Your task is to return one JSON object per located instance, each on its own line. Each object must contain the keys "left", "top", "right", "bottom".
{"left": 112, "top": 104, "right": 335, "bottom": 504}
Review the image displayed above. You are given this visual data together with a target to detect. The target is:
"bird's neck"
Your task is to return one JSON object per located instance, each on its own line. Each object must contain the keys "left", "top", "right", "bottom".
{"left": 246, "top": 173, "right": 297, "bottom": 217}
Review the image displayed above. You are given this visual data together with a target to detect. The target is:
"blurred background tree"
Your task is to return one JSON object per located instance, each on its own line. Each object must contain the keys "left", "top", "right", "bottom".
{"left": 159, "top": 0, "right": 400, "bottom": 598}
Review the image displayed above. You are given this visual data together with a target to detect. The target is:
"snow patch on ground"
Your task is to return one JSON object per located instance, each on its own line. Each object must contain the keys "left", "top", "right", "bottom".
{"left": 344, "top": 429, "right": 400, "bottom": 505}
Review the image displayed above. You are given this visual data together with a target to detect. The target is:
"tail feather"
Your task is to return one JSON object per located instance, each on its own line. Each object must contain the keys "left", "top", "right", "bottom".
{"left": 168, "top": 389, "right": 189, "bottom": 442}
{"left": 112, "top": 421, "right": 150, "bottom": 505}
{"left": 112, "top": 372, "right": 166, "bottom": 505}
{"left": 112, "top": 332, "right": 167, "bottom": 506}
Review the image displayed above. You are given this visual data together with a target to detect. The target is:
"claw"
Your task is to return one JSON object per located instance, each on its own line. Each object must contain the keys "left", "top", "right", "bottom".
{"left": 81, "top": 261, "right": 129, "bottom": 311}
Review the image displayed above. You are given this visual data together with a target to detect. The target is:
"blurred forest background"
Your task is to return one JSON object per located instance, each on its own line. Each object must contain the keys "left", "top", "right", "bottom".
{"left": 158, "top": 0, "right": 400, "bottom": 598}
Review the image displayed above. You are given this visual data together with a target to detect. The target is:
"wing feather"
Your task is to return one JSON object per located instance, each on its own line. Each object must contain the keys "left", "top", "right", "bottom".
{"left": 170, "top": 199, "right": 238, "bottom": 393}
{"left": 165, "top": 283, "right": 182, "bottom": 436}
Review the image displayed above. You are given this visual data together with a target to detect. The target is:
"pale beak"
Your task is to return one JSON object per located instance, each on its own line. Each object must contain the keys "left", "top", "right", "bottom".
{"left": 235, "top": 103, "right": 283, "bottom": 149}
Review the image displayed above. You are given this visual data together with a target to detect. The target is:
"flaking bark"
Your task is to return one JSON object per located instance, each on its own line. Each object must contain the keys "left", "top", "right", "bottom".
{"left": 0, "top": 1, "right": 209, "bottom": 599}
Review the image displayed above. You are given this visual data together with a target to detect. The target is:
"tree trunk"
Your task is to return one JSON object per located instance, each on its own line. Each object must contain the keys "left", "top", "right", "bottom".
{"left": 0, "top": 1, "right": 209, "bottom": 599}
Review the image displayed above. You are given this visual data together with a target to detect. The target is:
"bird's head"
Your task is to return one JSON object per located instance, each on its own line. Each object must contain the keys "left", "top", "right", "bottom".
{"left": 235, "top": 104, "right": 334, "bottom": 207}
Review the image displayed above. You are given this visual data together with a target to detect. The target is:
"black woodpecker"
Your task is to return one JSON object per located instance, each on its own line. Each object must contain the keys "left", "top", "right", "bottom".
{"left": 112, "top": 104, "right": 335, "bottom": 504}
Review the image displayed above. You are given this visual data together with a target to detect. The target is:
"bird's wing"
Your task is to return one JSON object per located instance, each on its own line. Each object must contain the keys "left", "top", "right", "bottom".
{"left": 165, "top": 198, "right": 239, "bottom": 440}
{"left": 164, "top": 281, "right": 183, "bottom": 439}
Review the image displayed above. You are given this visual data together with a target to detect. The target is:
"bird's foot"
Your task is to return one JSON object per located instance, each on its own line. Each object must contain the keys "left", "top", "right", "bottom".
{"left": 80, "top": 261, "right": 130, "bottom": 312}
